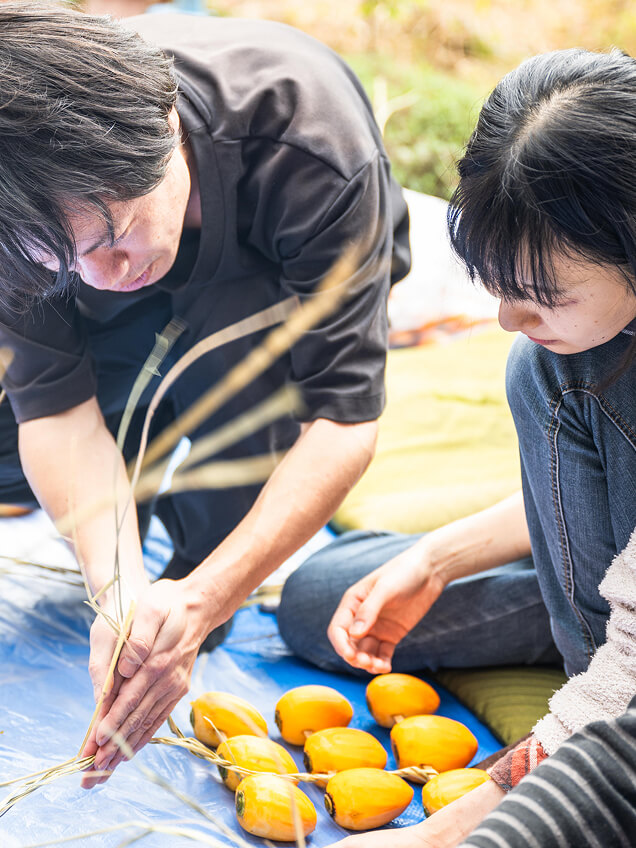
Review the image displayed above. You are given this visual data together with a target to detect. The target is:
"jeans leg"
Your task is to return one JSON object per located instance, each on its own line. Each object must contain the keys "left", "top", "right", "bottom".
{"left": 506, "top": 333, "right": 636, "bottom": 676}
{"left": 278, "top": 530, "right": 559, "bottom": 674}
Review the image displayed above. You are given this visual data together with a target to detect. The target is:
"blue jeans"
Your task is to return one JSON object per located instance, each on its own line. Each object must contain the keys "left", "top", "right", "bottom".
{"left": 278, "top": 331, "right": 636, "bottom": 677}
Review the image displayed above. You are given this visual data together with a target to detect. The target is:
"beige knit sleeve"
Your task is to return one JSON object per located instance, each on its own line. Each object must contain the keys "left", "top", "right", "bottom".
{"left": 533, "top": 526, "right": 636, "bottom": 756}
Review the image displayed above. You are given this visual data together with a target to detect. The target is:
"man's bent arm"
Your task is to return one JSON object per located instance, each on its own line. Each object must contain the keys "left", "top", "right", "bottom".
{"left": 18, "top": 397, "right": 149, "bottom": 609}
{"left": 188, "top": 417, "right": 378, "bottom": 623}
{"left": 86, "top": 416, "right": 378, "bottom": 783}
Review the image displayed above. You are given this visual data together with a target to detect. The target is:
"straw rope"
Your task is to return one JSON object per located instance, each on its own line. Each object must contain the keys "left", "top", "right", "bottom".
{"left": 152, "top": 720, "right": 439, "bottom": 787}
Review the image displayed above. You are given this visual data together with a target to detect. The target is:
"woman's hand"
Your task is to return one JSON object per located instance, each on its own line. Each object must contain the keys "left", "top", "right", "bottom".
{"left": 80, "top": 577, "right": 215, "bottom": 788}
{"left": 326, "top": 779, "right": 505, "bottom": 848}
{"left": 327, "top": 539, "right": 444, "bottom": 674}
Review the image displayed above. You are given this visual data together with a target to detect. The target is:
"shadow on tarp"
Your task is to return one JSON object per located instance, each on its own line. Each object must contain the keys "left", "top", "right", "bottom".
{"left": 0, "top": 522, "right": 500, "bottom": 848}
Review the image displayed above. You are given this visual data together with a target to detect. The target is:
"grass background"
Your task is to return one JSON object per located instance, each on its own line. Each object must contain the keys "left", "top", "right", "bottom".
{"left": 202, "top": 0, "right": 636, "bottom": 198}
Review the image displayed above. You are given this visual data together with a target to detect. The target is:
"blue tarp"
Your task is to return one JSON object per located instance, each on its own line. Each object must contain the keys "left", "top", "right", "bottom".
{"left": 0, "top": 519, "right": 500, "bottom": 847}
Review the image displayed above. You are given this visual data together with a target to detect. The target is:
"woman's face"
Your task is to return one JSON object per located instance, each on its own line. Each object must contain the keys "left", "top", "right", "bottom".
{"left": 497, "top": 254, "right": 636, "bottom": 354}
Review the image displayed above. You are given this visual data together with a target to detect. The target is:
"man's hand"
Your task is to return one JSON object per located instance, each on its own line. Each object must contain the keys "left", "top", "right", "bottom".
{"left": 326, "top": 779, "right": 505, "bottom": 848}
{"left": 80, "top": 577, "right": 213, "bottom": 788}
{"left": 327, "top": 540, "right": 445, "bottom": 674}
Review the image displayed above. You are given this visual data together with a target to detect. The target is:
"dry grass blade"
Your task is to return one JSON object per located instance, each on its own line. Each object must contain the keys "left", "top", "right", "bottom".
{"left": 287, "top": 777, "right": 307, "bottom": 848}
{"left": 133, "top": 385, "right": 300, "bottom": 502}
{"left": 112, "top": 318, "right": 186, "bottom": 618}
{"left": 153, "top": 733, "right": 335, "bottom": 786}
{"left": 154, "top": 723, "right": 438, "bottom": 785}
{"left": 0, "top": 603, "right": 136, "bottom": 816}
{"left": 52, "top": 250, "right": 356, "bottom": 547}
{"left": 0, "top": 345, "right": 14, "bottom": 381}
{"left": 67, "top": 438, "right": 121, "bottom": 634}
{"left": 392, "top": 765, "right": 438, "bottom": 782}
{"left": 180, "top": 385, "right": 299, "bottom": 471}
{"left": 0, "top": 755, "right": 89, "bottom": 790}
{"left": 372, "top": 76, "right": 419, "bottom": 136}
{"left": 168, "top": 713, "right": 185, "bottom": 739}
{"left": 237, "top": 584, "right": 283, "bottom": 610}
{"left": 128, "top": 297, "right": 297, "bottom": 493}
{"left": 0, "top": 557, "right": 84, "bottom": 587}
{"left": 116, "top": 317, "right": 186, "bottom": 457}
{"left": 144, "top": 452, "right": 285, "bottom": 501}
{"left": 0, "top": 558, "right": 81, "bottom": 577}
{"left": 0, "top": 756, "right": 96, "bottom": 817}
{"left": 135, "top": 250, "right": 357, "bottom": 476}
{"left": 78, "top": 602, "right": 136, "bottom": 754}
{"left": 23, "top": 820, "right": 244, "bottom": 848}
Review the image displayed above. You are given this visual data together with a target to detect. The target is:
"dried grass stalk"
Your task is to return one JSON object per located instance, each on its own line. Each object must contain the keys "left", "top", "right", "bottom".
{"left": 0, "top": 557, "right": 84, "bottom": 587}
{"left": 78, "top": 602, "right": 136, "bottom": 754}
{"left": 128, "top": 297, "right": 297, "bottom": 489}
{"left": 23, "top": 820, "right": 245, "bottom": 848}
{"left": 0, "top": 345, "right": 13, "bottom": 381}
{"left": 153, "top": 721, "right": 438, "bottom": 786}
{"left": 116, "top": 317, "right": 186, "bottom": 457}
{"left": 0, "top": 756, "right": 97, "bottom": 817}
{"left": 0, "top": 604, "right": 135, "bottom": 817}
{"left": 143, "top": 452, "right": 285, "bottom": 501}
{"left": 135, "top": 251, "right": 356, "bottom": 477}
{"left": 133, "top": 385, "right": 299, "bottom": 504}
{"left": 52, "top": 249, "right": 356, "bottom": 545}
{"left": 135, "top": 384, "right": 300, "bottom": 500}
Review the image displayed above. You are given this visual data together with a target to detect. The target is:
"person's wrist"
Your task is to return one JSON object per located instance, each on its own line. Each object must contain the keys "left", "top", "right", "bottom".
{"left": 95, "top": 567, "right": 150, "bottom": 614}
{"left": 181, "top": 562, "right": 237, "bottom": 640}
{"left": 412, "top": 534, "right": 449, "bottom": 589}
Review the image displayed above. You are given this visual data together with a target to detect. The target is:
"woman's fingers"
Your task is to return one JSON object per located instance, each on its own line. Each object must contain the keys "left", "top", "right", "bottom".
{"left": 349, "top": 576, "right": 395, "bottom": 639}
{"left": 327, "top": 586, "right": 365, "bottom": 660}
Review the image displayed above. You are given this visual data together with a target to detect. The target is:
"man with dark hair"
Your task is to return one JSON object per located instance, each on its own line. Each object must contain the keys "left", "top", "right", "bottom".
{"left": 0, "top": 2, "right": 410, "bottom": 786}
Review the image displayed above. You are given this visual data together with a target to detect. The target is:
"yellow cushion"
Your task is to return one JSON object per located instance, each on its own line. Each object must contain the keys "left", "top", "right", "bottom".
{"left": 332, "top": 325, "right": 521, "bottom": 533}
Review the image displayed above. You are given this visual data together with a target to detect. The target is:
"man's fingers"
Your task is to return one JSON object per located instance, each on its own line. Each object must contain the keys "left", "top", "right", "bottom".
{"left": 103, "top": 695, "right": 175, "bottom": 777}
{"left": 126, "top": 694, "right": 177, "bottom": 753}
{"left": 117, "top": 604, "right": 165, "bottom": 678}
{"left": 94, "top": 671, "right": 152, "bottom": 748}
{"left": 96, "top": 686, "right": 177, "bottom": 762}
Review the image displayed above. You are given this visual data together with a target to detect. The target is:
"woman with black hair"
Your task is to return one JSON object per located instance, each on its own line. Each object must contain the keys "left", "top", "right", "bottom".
{"left": 279, "top": 47, "right": 636, "bottom": 847}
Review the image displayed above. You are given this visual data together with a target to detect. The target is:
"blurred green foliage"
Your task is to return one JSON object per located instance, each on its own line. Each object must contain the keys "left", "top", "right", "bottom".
{"left": 347, "top": 54, "right": 486, "bottom": 199}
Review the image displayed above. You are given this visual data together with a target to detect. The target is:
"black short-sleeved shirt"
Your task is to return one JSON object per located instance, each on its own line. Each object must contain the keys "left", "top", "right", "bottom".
{"left": 0, "top": 15, "right": 410, "bottom": 424}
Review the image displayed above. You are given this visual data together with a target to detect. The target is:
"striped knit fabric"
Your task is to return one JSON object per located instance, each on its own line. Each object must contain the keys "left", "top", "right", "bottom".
{"left": 460, "top": 694, "right": 636, "bottom": 848}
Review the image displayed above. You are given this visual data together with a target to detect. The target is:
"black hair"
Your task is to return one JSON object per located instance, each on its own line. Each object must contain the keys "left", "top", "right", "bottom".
{"left": 448, "top": 48, "right": 636, "bottom": 309}
{"left": 0, "top": 1, "right": 178, "bottom": 309}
